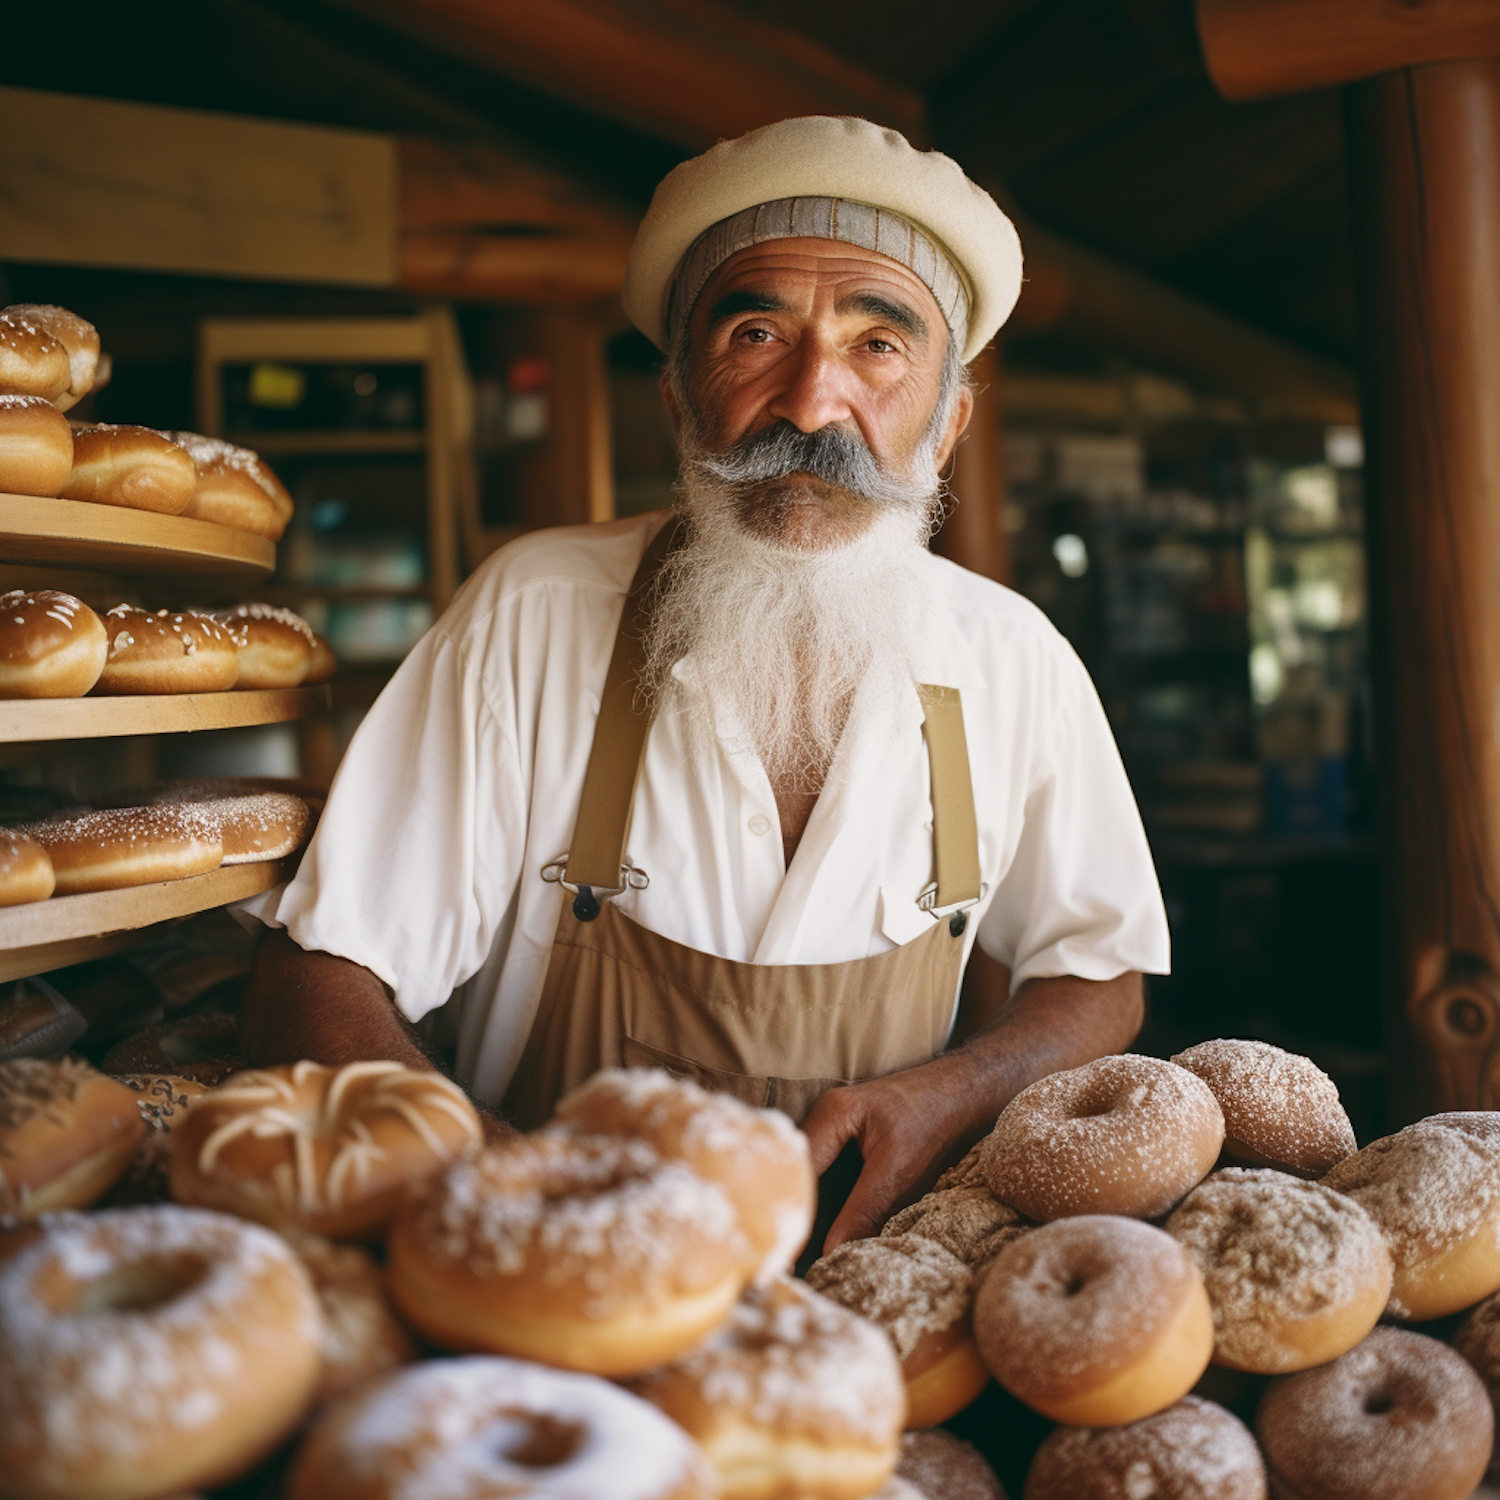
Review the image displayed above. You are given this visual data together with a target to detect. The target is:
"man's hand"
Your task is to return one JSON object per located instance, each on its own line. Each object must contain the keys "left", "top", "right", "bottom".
{"left": 801, "top": 969, "right": 1145, "bottom": 1255}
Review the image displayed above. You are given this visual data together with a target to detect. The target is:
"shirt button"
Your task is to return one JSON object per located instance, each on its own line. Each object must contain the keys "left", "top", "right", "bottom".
{"left": 748, "top": 813, "right": 772, "bottom": 836}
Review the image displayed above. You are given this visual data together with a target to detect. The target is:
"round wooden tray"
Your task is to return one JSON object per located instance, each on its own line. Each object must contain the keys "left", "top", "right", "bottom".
{"left": 0, "top": 685, "right": 333, "bottom": 743}
{"left": 0, "top": 493, "right": 275, "bottom": 576}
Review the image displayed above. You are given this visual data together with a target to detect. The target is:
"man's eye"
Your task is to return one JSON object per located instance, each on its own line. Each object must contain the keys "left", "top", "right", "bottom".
{"left": 741, "top": 327, "right": 773, "bottom": 344}
{"left": 867, "top": 339, "right": 895, "bottom": 353}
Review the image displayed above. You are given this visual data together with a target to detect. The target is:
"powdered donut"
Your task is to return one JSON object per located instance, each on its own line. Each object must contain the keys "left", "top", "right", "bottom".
{"left": 805, "top": 1232, "right": 987, "bottom": 1428}
{"left": 0, "top": 831, "right": 53, "bottom": 907}
{"left": 386, "top": 1133, "right": 756, "bottom": 1375}
{"left": 0, "top": 1204, "right": 321, "bottom": 1500}
{"left": 1427, "top": 1109, "right": 1500, "bottom": 1144}
{"left": 1321, "top": 1119, "right": 1500, "bottom": 1320}
{"left": 140, "top": 789, "right": 309, "bottom": 864}
{"left": 1454, "top": 1287, "right": 1500, "bottom": 1475}
{"left": 0, "top": 589, "right": 107, "bottom": 699}
{"left": 278, "top": 1228, "right": 416, "bottom": 1406}
{"left": 1165, "top": 1167, "right": 1391, "bottom": 1373}
{"left": 98, "top": 605, "right": 239, "bottom": 695}
{"left": 166, "top": 433, "right": 291, "bottom": 540}
{"left": 14, "top": 806, "right": 223, "bottom": 894}
{"left": 5, "top": 306, "right": 98, "bottom": 410}
{"left": 882, "top": 1183, "right": 1034, "bottom": 1274}
{"left": 934, "top": 1140, "right": 988, "bottom": 1191}
{"left": 631, "top": 1276, "right": 907, "bottom": 1500}
{"left": 62, "top": 425, "right": 197, "bottom": 514}
{"left": 102, "top": 1013, "right": 244, "bottom": 1086}
{"left": 1172, "top": 1039, "right": 1357, "bottom": 1178}
{"left": 552, "top": 1067, "right": 816, "bottom": 1283}
{"left": 0, "top": 1056, "right": 147, "bottom": 1217}
{"left": 1256, "top": 1326, "right": 1492, "bottom": 1500}
{"left": 974, "top": 1215, "right": 1214, "bottom": 1427}
{"left": 285, "top": 1356, "right": 716, "bottom": 1500}
{"left": 897, "top": 1429, "right": 1006, "bottom": 1500}
{"left": 1026, "top": 1395, "right": 1265, "bottom": 1500}
{"left": 210, "top": 603, "right": 315, "bottom": 689}
{"left": 981, "top": 1055, "right": 1225, "bottom": 1222}
{"left": 170, "top": 1059, "right": 484, "bottom": 1239}
{"left": 0, "top": 394, "right": 73, "bottom": 496}
{"left": 0, "top": 310, "right": 70, "bottom": 402}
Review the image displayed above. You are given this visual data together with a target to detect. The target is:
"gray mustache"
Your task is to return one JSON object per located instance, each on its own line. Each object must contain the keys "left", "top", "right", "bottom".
{"left": 691, "top": 420, "right": 932, "bottom": 507}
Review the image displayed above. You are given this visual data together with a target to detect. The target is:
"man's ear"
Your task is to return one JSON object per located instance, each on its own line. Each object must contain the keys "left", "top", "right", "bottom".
{"left": 933, "top": 383, "right": 974, "bottom": 471}
{"left": 659, "top": 370, "right": 685, "bottom": 443}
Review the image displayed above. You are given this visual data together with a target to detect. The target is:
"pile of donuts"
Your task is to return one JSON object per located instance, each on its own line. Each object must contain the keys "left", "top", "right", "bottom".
{"left": 0, "top": 303, "right": 293, "bottom": 540}
{"left": 808, "top": 1038, "right": 1500, "bottom": 1500}
{"left": 0, "top": 588, "right": 335, "bottom": 700}
{"left": 0, "top": 778, "right": 315, "bottom": 908}
{"left": 0, "top": 1059, "right": 991, "bottom": 1500}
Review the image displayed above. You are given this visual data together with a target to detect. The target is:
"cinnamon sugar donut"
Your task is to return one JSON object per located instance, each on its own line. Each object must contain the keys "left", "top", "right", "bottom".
{"left": 974, "top": 1215, "right": 1214, "bottom": 1427}
{"left": 0, "top": 589, "right": 107, "bottom": 699}
{"left": 1025, "top": 1396, "right": 1265, "bottom": 1500}
{"left": 882, "top": 1183, "right": 1034, "bottom": 1275}
{"left": 981, "top": 1056, "right": 1225, "bottom": 1222}
{"left": 0, "top": 394, "right": 74, "bottom": 496}
{"left": 1321, "top": 1120, "right": 1500, "bottom": 1320}
{"left": 98, "top": 605, "right": 239, "bottom": 694}
{"left": 1256, "top": 1327, "right": 1492, "bottom": 1500}
{"left": 279, "top": 1228, "right": 416, "bottom": 1405}
{"left": 0, "top": 1204, "right": 321, "bottom": 1500}
{"left": 552, "top": 1067, "right": 816, "bottom": 1283}
{"left": 14, "top": 806, "right": 223, "bottom": 894}
{"left": 286, "top": 1356, "right": 716, "bottom": 1500}
{"left": 1172, "top": 1039, "right": 1357, "bottom": 1178}
{"left": 170, "top": 1060, "right": 483, "bottom": 1239}
{"left": 166, "top": 433, "right": 291, "bottom": 540}
{"left": 631, "top": 1276, "right": 907, "bottom": 1500}
{"left": 6, "top": 306, "right": 99, "bottom": 410}
{"left": 62, "top": 425, "right": 198, "bottom": 514}
{"left": 0, "top": 831, "right": 53, "bottom": 906}
{"left": 805, "top": 1232, "right": 987, "bottom": 1428}
{"left": 102, "top": 1013, "right": 243, "bottom": 1086}
{"left": 0, "top": 1056, "right": 147, "bottom": 1217}
{"left": 1165, "top": 1168, "right": 1391, "bottom": 1373}
{"left": 386, "top": 1133, "right": 755, "bottom": 1375}
{"left": 897, "top": 1429, "right": 1006, "bottom": 1500}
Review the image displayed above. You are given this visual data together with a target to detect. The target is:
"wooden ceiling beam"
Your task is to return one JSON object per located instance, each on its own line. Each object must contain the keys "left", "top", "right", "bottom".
{"left": 1196, "top": 0, "right": 1500, "bottom": 102}
{"left": 326, "top": 0, "right": 926, "bottom": 150}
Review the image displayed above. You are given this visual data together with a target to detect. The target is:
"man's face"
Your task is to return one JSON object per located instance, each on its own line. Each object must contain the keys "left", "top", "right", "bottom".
{"left": 666, "top": 238, "right": 972, "bottom": 548}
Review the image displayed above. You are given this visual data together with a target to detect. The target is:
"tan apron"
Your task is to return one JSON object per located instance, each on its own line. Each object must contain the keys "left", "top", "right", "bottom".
{"left": 501, "top": 522, "right": 985, "bottom": 1131}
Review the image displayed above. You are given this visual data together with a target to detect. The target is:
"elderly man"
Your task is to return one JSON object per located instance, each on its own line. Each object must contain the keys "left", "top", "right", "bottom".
{"left": 239, "top": 116, "right": 1169, "bottom": 1251}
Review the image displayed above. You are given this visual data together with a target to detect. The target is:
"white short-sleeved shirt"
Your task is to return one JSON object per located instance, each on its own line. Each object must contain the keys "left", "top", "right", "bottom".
{"left": 242, "top": 512, "right": 1170, "bottom": 1104}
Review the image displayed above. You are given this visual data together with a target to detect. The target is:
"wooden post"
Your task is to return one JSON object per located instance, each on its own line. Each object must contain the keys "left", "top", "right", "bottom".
{"left": 1345, "top": 59, "right": 1500, "bottom": 1114}
{"left": 933, "top": 344, "right": 1011, "bottom": 586}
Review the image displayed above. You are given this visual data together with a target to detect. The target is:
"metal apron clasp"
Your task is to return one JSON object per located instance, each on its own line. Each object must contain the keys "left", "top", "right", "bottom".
{"left": 542, "top": 857, "right": 650, "bottom": 922}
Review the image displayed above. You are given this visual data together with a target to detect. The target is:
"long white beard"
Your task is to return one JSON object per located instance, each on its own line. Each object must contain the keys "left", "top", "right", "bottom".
{"left": 640, "top": 474, "right": 943, "bottom": 792}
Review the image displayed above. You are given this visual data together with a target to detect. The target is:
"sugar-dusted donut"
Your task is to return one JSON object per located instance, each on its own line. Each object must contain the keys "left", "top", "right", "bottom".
{"left": 170, "top": 1059, "right": 483, "bottom": 1239}
{"left": 278, "top": 1228, "right": 416, "bottom": 1406}
{"left": 140, "top": 787, "right": 310, "bottom": 864}
{"left": 0, "top": 1056, "right": 147, "bottom": 1217}
{"left": 98, "top": 605, "right": 240, "bottom": 694}
{"left": 1256, "top": 1327, "right": 1492, "bottom": 1500}
{"left": 102, "top": 1013, "right": 243, "bottom": 1086}
{"left": 882, "top": 1182, "right": 1035, "bottom": 1275}
{"left": 896, "top": 1429, "right": 1006, "bottom": 1500}
{"left": 14, "top": 806, "right": 223, "bottom": 894}
{"left": 0, "top": 831, "right": 53, "bottom": 907}
{"left": 387, "top": 1132, "right": 756, "bottom": 1375}
{"left": 0, "top": 1204, "right": 322, "bottom": 1500}
{"left": 1172, "top": 1038, "right": 1357, "bottom": 1178}
{"left": 974, "top": 1215, "right": 1214, "bottom": 1427}
{"left": 209, "top": 603, "right": 317, "bottom": 689}
{"left": 0, "top": 310, "right": 70, "bottom": 402}
{"left": 1165, "top": 1167, "right": 1391, "bottom": 1373}
{"left": 1026, "top": 1395, "right": 1265, "bottom": 1500}
{"left": 0, "top": 589, "right": 107, "bottom": 699}
{"left": 1454, "top": 1286, "right": 1500, "bottom": 1471}
{"left": 286, "top": 1355, "right": 716, "bottom": 1500}
{"left": 62, "top": 424, "right": 198, "bottom": 514}
{"left": 5, "top": 306, "right": 99, "bottom": 410}
{"left": 552, "top": 1067, "right": 816, "bottom": 1283}
{"left": 632, "top": 1276, "right": 906, "bottom": 1500}
{"left": 167, "top": 432, "right": 292, "bottom": 539}
{"left": 1322, "top": 1119, "right": 1500, "bottom": 1320}
{"left": 0, "top": 395, "right": 73, "bottom": 497}
{"left": 806, "top": 1232, "right": 988, "bottom": 1428}
{"left": 981, "top": 1055, "right": 1225, "bottom": 1222}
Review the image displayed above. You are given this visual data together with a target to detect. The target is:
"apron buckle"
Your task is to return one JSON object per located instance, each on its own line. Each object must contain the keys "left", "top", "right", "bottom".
{"left": 542, "top": 857, "right": 650, "bottom": 922}
{"left": 917, "top": 882, "right": 985, "bottom": 938}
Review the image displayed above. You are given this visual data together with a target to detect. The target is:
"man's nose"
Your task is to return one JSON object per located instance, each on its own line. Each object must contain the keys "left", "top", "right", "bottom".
{"left": 764, "top": 338, "right": 856, "bottom": 434}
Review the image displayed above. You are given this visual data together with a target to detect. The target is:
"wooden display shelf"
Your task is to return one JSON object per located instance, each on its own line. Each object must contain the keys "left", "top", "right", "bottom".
{"left": 0, "top": 494, "right": 274, "bottom": 576}
{"left": 0, "top": 685, "right": 332, "bottom": 744}
{"left": 0, "top": 859, "right": 291, "bottom": 983}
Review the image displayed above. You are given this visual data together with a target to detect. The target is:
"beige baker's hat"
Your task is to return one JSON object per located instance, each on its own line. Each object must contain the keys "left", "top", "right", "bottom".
{"left": 623, "top": 115, "right": 1023, "bottom": 365}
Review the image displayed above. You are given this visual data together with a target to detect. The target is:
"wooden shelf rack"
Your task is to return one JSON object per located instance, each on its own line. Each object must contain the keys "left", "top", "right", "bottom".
{"left": 0, "top": 686, "right": 332, "bottom": 744}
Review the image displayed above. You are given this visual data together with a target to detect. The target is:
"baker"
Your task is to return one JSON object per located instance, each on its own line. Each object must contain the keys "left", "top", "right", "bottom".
{"left": 239, "top": 116, "right": 1170, "bottom": 1252}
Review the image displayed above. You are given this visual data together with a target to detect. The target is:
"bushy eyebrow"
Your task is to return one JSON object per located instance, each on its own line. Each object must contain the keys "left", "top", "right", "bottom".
{"left": 705, "top": 289, "right": 786, "bottom": 328}
{"left": 838, "top": 291, "right": 929, "bottom": 346}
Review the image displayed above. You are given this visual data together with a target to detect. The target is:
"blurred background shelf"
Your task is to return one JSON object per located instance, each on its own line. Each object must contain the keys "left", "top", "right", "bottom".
{"left": 0, "top": 686, "right": 332, "bottom": 744}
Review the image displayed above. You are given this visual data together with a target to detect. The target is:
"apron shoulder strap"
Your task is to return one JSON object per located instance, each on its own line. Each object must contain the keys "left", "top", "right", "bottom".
{"left": 916, "top": 683, "right": 983, "bottom": 912}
